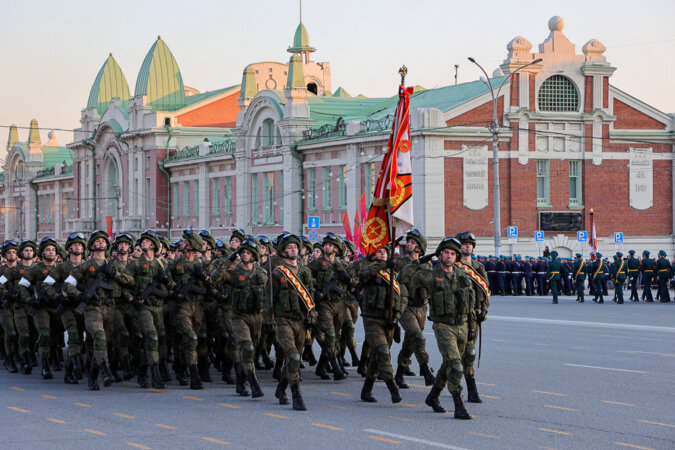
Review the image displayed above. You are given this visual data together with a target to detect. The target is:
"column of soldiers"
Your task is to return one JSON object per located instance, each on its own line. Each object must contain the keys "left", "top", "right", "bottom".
{"left": 0, "top": 228, "right": 493, "bottom": 420}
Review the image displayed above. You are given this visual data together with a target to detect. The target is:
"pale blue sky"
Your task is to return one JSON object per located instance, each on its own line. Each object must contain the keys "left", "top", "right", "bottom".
{"left": 1, "top": 0, "right": 673, "bottom": 156}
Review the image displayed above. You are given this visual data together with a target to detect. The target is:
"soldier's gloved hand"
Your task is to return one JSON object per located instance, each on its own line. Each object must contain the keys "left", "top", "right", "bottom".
{"left": 56, "top": 294, "right": 68, "bottom": 305}
{"left": 194, "top": 268, "right": 208, "bottom": 281}
{"left": 78, "top": 292, "right": 91, "bottom": 304}
{"left": 29, "top": 297, "right": 41, "bottom": 307}
{"left": 335, "top": 270, "right": 351, "bottom": 284}
{"left": 305, "top": 315, "right": 317, "bottom": 330}
{"left": 476, "top": 311, "right": 486, "bottom": 323}
{"left": 228, "top": 249, "right": 240, "bottom": 262}
{"left": 386, "top": 258, "right": 397, "bottom": 269}
{"left": 214, "top": 291, "right": 226, "bottom": 303}
{"left": 102, "top": 263, "right": 115, "bottom": 277}
{"left": 157, "top": 273, "right": 170, "bottom": 285}
{"left": 467, "top": 329, "right": 476, "bottom": 342}
{"left": 262, "top": 323, "right": 275, "bottom": 336}
{"left": 385, "top": 317, "right": 399, "bottom": 330}
{"left": 314, "top": 290, "right": 324, "bottom": 302}
{"left": 173, "top": 292, "right": 186, "bottom": 303}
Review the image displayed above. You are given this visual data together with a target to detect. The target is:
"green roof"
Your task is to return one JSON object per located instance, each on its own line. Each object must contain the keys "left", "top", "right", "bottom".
{"left": 87, "top": 54, "right": 130, "bottom": 116}
{"left": 135, "top": 36, "right": 186, "bottom": 112}
{"left": 184, "top": 85, "right": 239, "bottom": 107}
{"left": 288, "top": 23, "right": 315, "bottom": 54}
{"left": 332, "top": 87, "right": 351, "bottom": 98}
{"left": 40, "top": 146, "right": 72, "bottom": 168}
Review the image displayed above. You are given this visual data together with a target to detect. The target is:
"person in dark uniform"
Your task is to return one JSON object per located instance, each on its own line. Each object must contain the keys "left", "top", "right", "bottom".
{"left": 485, "top": 256, "right": 497, "bottom": 295}
{"left": 534, "top": 257, "right": 546, "bottom": 295}
{"left": 545, "top": 251, "right": 567, "bottom": 304}
{"left": 626, "top": 250, "right": 640, "bottom": 301}
{"left": 572, "top": 253, "right": 586, "bottom": 302}
{"left": 641, "top": 251, "right": 655, "bottom": 302}
{"left": 601, "top": 258, "right": 610, "bottom": 296}
{"left": 655, "top": 250, "right": 671, "bottom": 302}
{"left": 612, "top": 252, "right": 627, "bottom": 304}
{"left": 562, "top": 259, "right": 574, "bottom": 295}
{"left": 591, "top": 253, "right": 605, "bottom": 303}
{"left": 496, "top": 256, "right": 508, "bottom": 296}
{"left": 523, "top": 256, "right": 534, "bottom": 296}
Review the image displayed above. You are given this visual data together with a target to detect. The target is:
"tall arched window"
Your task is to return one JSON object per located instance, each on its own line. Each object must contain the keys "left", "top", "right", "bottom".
{"left": 263, "top": 118, "right": 275, "bottom": 146}
{"left": 538, "top": 75, "right": 579, "bottom": 112}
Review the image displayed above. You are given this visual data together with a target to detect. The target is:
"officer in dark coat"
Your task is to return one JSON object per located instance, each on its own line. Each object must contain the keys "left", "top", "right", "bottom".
{"left": 545, "top": 251, "right": 568, "bottom": 304}
{"left": 655, "top": 250, "right": 671, "bottom": 302}
{"left": 625, "top": 250, "right": 640, "bottom": 301}
{"left": 485, "top": 257, "right": 497, "bottom": 295}
{"left": 572, "top": 253, "right": 586, "bottom": 302}
{"left": 523, "top": 256, "right": 534, "bottom": 296}
{"left": 612, "top": 252, "right": 627, "bottom": 304}
{"left": 533, "top": 257, "right": 546, "bottom": 295}
{"left": 591, "top": 253, "right": 605, "bottom": 303}
{"left": 496, "top": 256, "right": 508, "bottom": 296}
{"left": 641, "top": 251, "right": 655, "bottom": 302}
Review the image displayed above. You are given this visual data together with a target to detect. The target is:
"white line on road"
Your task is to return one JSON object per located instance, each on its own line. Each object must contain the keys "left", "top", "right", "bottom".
{"left": 363, "top": 429, "right": 470, "bottom": 450}
{"left": 563, "top": 364, "right": 647, "bottom": 374}
{"left": 489, "top": 316, "right": 675, "bottom": 333}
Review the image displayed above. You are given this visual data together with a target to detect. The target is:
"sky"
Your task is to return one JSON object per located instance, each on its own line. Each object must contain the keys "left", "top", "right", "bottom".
{"left": 1, "top": 0, "right": 673, "bottom": 159}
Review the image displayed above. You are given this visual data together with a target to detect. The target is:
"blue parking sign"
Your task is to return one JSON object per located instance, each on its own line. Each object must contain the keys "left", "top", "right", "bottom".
{"left": 507, "top": 226, "right": 518, "bottom": 238}
{"left": 308, "top": 216, "right": 320, "bottom": 230}
{"left": 614, "top": 232, "right": 624, "bottom": 244}
{"left": 534, "top": 231, "right": 544, "bottom": 242}
{"left": 577, "top": 231, "right": 588, "bottom": 242}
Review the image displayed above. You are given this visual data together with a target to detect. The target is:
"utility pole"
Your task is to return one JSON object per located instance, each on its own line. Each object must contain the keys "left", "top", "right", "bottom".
{"left": 454, "top": 64, "right": 459, "bottom": 85}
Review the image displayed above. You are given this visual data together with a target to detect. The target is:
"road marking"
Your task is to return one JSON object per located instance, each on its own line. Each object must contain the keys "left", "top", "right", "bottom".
{"left": 8, "top": 407, "right": 29, "bottom": 413}
{"left": 127, "top": 443, "right": 151, "bottom": 449}
{"left": 532, "top": 390, "right": 567, "bottom": 396}
{"left": 41, "top": 395, "right": 59, "bottom": 399}
{"left": 331, "top": 391, "right": 350, "bottom": 396}
{"left": 492, "top": 339, "right": 509, "bottom": 342}
{"left": 490, "top": 316, "right": 675, "bottom": 333}
{"left": 155, "top": 424, "right": 176, "bottom": 430}
{"left": 263, "top": 413, "right": 288, "bottom": 419}
{"left": 114, "top": 413, "right": 135, "bottom": 419}
{"left": 147, "top": 388, "right": 166, "bottom": 393}
{"left": 534, "top": 343, "right": 549, "bottom": 346}
{"left": 544, "top": 404, "right": 579, "bottom": 412}
{"left": 602, "top": 400, "right": 636, "bottom": 407}
{"left": 468, "top": 431, "right": 498, "bottom": 439}
{"left": 539, "top": 428, "right": 571, "bottom": 436}
{"left": 563, "top": 363, "right": 647, "bottom": 374}
{"left": 369, "top": 436, "right": 402, "bottom": 444}
{"left": 476, "top": 382, "right": 496, "bottom": 386}
{"left": 183, "top": 396, "right": 204, "bottom": 401}
{"left": 47, "top": 418, "right": 66, "bottom": 424}
{"left": 218, "top": 403, "right": 241, "bottom": 409}
{"left": 121, "top": 383, "right": 136, "bottom": 388}
{"left": 399, "top": 403, "right": 418, "bottom": 408}
{"left": 482, "top": 395, "right": 503, "bottom": 399}
{"left": 408, "top": 384, "right": 430, "bottom": 389}
{"left": 386, "top": 416, "right": 413, "bottom": 422}
{"left": 201, "top": 437, "right": 230, "bottom": 445}
{"left": 84, "top": 429, "right": 106, "bottom": 436}
{"left": 327, "top": 404, "right": 346, "bottom": 409}
{"left": 636, "top": 419, "right": 675, "bottom": 428}
{"left": 617, "top": 350, "right": 675, "bottom": 357}
{"left": 10, "top": 387, "right": 24, "bottom": 391}
{"left": 614, "top": 443, "right": 654, "bottom": 450}
{"left": 599, "top": 334, "right": 660, "bottom": 341}
{"left": 74, "top": 403, "right": 92, "bottom": 408}
{"left": 312, "top": 423, "right": 343, "bottom": 431}
{"left": 364, "top": 429, "right": 470, "bottom": 449}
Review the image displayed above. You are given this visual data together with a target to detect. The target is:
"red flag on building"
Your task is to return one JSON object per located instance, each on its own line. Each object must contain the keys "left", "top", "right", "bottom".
{"left": 342, "top": 210, "right": 353, "bottom": 241}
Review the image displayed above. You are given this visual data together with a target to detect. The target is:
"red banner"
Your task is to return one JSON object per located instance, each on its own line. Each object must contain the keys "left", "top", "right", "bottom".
{"left": 106, "top": 216, "right": 113, "bottom": 238}
{"left": 342, "top": 210, "right": 353, "bottom": 241}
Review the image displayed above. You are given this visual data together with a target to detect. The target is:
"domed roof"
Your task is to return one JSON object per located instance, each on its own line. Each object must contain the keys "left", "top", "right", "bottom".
{"left": 135, "top": 36, "right": 186, "bottom": 112}
{"left": 288, "top": 23, "right": 316, "bottom": 54}
{"left": 87, "top": 54, "right": 130, "bottom": 116}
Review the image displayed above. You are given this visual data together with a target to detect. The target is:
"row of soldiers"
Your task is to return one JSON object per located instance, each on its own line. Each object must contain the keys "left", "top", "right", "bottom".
{"left": 0, "top": 228, "right": 490, "bottom": 419}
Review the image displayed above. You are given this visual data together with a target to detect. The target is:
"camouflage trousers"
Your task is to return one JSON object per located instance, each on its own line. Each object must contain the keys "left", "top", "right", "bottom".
{"left": 316, "top": 300, "right": 344, "bottom": 358}
{"left": 0, "top": 307, "right": 17, "bottom": 355}
{"left": 174, "top": 301, "right": 203, "bottom": 366}
{"left": 84, "top": 304, "right": 114, "bottom": 366}
{"left": 61, "top": 308, "right": 85, "bottom": 360}
{"left": 217, "top": 304, "right": 236, "bottom": 364}
{"left": 396, "top": 305, "right": 429, "bottom": 368}
{"left": 136, "top": 304, "right": 166, "bottom": 366}
{"left": 363, "top": 317, "right": 394, "bottom": 382}
{"left": 432, "top": 321, "right": 467, "bottom": 394}
{"left": 12, "top": 305, "right": 32, "bottom": 355}
{"left": 32, "top": 307, "right": 57, "bottom": 359}
{"left": 231, "top": 312, "right": 262, "bottom": 374}
{"left": 340, "top": 301, "right": 358, "bottom": 351}
{"left": 275, "top": 316, "right": 305, "bottom": 384}
{"left": 110, "top": 303, "right": 130, "bottom": 359}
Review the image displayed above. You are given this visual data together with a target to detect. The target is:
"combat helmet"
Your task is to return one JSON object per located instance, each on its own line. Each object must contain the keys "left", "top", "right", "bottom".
{"left": 65, "top": 232, "right": 87, "bottom": 256}
{"left": 38, "top": 236, "right": 60, "bottom": 259}
{"left": 18, "top": 240, "right": 37, "bottom": 259}
{"left": 454, "top": 231, "right": 476, "bottom": 248}
{"left": 139, "top": 229, "right": 162, "bottom": 252}
{"left": 435, "top": 236, "right": 462, "bottom": 255}
{"left": 1, "top": 240, "right": 18, "bottom": 257}
{"left": 113, "top": 232, "right": 135, "bottom": 254}
{"left": 87, "top": 230, "right": 111, "bottom": 254}
{"left": 277, "top": 233, "right": 302, "bottom": 256}
{"left": 238, "top": 238, "right": 260, "bottom": 262}
{"left": 182, "top": 228, "right": 204, "bottom": 252}
{"left": 198, "top": 230, "right": 217, "bottom": 251}
{"left": 407, "top": 228, "right": 427, "bottom": 254}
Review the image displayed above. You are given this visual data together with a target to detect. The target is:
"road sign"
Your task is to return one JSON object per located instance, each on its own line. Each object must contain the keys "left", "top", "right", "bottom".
{"left": 507, "top": 226, "right": 518, "bottom": 238}
{"left": 308, "top": 216, "right": 320, "bottom": 230}
{"left": 534, "top": 230, "right": 544, "bottom": 242}
{"left": 308, "top": 230, "right": 319, "bottom": 243}
{"left": 577, "top": 231, "right": 588, "bottom": 242}
{"left": 614, "top": 232, "right": 624, "bottom": 244}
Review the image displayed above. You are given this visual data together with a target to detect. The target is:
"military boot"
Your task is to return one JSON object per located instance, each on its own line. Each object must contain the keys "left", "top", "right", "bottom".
{"left": 465, "top": 375, "right": 482, "bottom": 403}
{"left": 420, "top": 363, "right": 436, "bottom": 386}
{"left": 235, "top": 364, "right": 249, "bottom": 397}
{"left": 348, "top": 344, "right": 360, "bottom": 367}
{"left": 357, "top": 355, "right": 368, "bottom": 378}
{"left": 451, "top": 391, "right": 471, "bottom": 420}
{"left": 63, "top": 360, "right": 78, "bottom": 384}
{"left": 275, "top": 378, "right": 289, "bottom": 405}
{"left": 189, "top": 365, "right": 203, "bottom": 390}
{"left": 159, "top": 359, "right": 172, "bottom": 382}
{"left": 315, "top": 354, "right": 330, "bottom": 380}
{"left": 340, "top": 348, "right": 350, "bottom": 367}
{"left": 302, "top": 343, "right": 318, "bottom": 366}
{"left": 121, "top": 355, "right": 133, "bottom": 381}
{"left": 109, "top": 359, "right": 123, "bottom": 382}
{"left": 137, "top": 365, "right": 149, "bottom": 389}
{"left": 6, "top": 353, "right": 19, "bottom": 374}
{"left": 51, "top": 349, "right": 62, "bottom": 371}
{"left": 246, "top": 371, "right": 264, "bottom": 398}
{"left": 198, "top": 356, "right": 212, "bottom": 382}
{"left": 403, "top": 366, "right": 416, "bottom": 376}
{"left": 88, "top": 364, "right": 100, "bottom": 391}
{"left": 19, "top": 352, "right": 31, "bottom": 374}
{"left": 175, "top": 363, "right": 189, "bottom": 386}
{"left": 150, "top": 364, "right": 166, "bottom": 389}
{"left": 72, "top": 355, "right": 83, "bottom": 379}
{"left": 425, "top": 385, "right": 447, "bottom": 413}
{"left": 272, "top": 356, "right": 283, "bottom": 380}
{"left": 329, "top": 357, "right": 346, "bottom": 381}
{"left": 221, "top": 360, "right": 235, "bottom": 384}
{"left": 394, "top": 365, "right": 409, "bottom": 389}
{"left": 385, "top": 378, "right": 402, "bottom": 403}
{"left": 360, "top": 377, "right": 377, "bottom": 402}
{"left": 290, "top": 383, "right": 307, "bottom": 411}
{"left": 41, "top": 357, "right": 53, "bottom": 380}
{"left": 98, "top": 361, "right": 114, "bottom": 387}
{"left": 260, "top": 347, "right": 275, "bottom": 370}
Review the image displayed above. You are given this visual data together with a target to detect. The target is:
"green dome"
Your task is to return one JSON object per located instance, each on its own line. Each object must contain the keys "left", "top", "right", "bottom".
{"left": 288, "top": 23, "right": 316, "bottom": 54}
{"left": 135, "top": 36, "right": 186, "bottom": 112}
{"left": 87, "top": 54, "right": 130, "bottom": 116}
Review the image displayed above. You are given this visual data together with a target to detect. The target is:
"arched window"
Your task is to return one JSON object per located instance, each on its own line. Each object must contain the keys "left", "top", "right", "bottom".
{"left": 263, "top": 119, "right": 275, "bottom": 146}
{"left": 538, "top": 75, "right": 579, "bottom": 112}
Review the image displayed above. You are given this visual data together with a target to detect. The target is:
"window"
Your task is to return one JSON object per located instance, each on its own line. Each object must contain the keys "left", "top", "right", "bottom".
{"left": 224, "top": 177, "right": 232, "bottom": 214}
{"left": 322, "top": 167, "right": 332, "bottom": 210}
{"left": 538, "top": 75, "right": 579, "bottom": 112}
{"left": 536, "top": 160, "right": 550, "bottom": 206}
{"left": 183, "top": 181, "right": 189, "bottom": 217}
{"left": 569, "top": 160, "right": 582, "bottom": 205}
{"left": 194, "top": 180, "right": 200, "bottom": 217}
{"left": 211, "top": 179, "right": 220, "bottom": 216}
{"left": 306, "top": 168, "right": 316, "bottom": 210}
{"left": 49, "top": 194, "right": 54, "bottom": 223}
{"left": 338, "top": 165, "right": 347, "bottom": 209}
{"left": 172, "top": 183, "right": 179, "bottom": 218}
{"left": 263, "top": 119, "right": 275, "bottom": 146}
{"left": 251, "top": 174, "right": 258, "bottom": 225}
{"left": 263, "top": 172, "right": 275, "bottom": 224}
{"left": 63, "top": 194, "right": 69, "bottom": 220}
{"left": 365, "top": 162, "right": 376, "bottom": 207}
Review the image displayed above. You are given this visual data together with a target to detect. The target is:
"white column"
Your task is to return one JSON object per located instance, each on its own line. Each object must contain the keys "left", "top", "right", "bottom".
{"left": 199, "top": 162, "right": 208, "bottom": 228}
{"left": 519, "top": 72, "right": 529, "bottom": 109}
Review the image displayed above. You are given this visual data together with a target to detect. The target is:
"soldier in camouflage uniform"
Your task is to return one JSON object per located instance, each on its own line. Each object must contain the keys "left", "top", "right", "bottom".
{"left": 456, "top": 231, "right": 490, "bottom": 404}
{"left": 214, "top": 238, "right": 267, "bottom": 397}
{"left": 19, "top": 237, "right": 61, "bottom": 379}
{"left": 416, "top": 237, "right": 475, "bottom": 420}
{"left": 339, "top": 239, "right": 360, "bottom": 368}
{"left": 0, "top": 241, "right": 20, "bottom": 373}
{"left": 394, "top": 229, "right": 435, "bottom": 389}
{"left": 44, "top": 232, "right": 87, "bottom": 384}
{"left": 269, "top": 234, "right": 317, "bottom": 411}
{"left": 125, "top": 230, "right": 171, "bottom": 389}
{"left": 109, "top": 233, "right": 135, "bottom": 381}
{"left": 196, "top": 229, "right": 218, "bottom": 382}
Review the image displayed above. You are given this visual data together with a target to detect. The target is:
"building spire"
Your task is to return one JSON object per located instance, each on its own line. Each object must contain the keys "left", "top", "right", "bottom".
{"left": 299, "top": 0, "right": 302, "bottom": 23}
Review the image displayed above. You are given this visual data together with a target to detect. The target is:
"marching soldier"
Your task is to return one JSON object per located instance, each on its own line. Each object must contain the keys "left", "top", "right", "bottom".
{"left": 416, "top": 237, "right": 475, "bottom": 420}
{"left": 533, "top": 257, "right": 546, "bottom": 295}
{"left": 591, "top": 253, "right": 605, "bottom": 303}
{"left": 641, "top": 251, "right": 655, "bottom": 302}
{"left": 269, "top": 234, "right": 317, "bottom": 411}
{"left": 572, "top": 253, "right": 586, "bottom": 302}
{"left": 339, "top": 239, "right": 360, "bottom": 368}
{"left": 545, "top": 251, "right": 567, "bottom": 304}
{"left": 0, "top": 241, "right": 20, "bottom": 373}
{"left": 626, "top": 250, "right": 640, "bottom": 301}
{"left": 655, "top": 250, "right": 671, "bottom": 302}
{"left": 109, "top": 233, "right": 136, "bottom": 380}
{"left": 358, "top": 245, "right": 404, "bottom": 404}
{"left": 612, "top": 252, "right": 627, "bottom": 304}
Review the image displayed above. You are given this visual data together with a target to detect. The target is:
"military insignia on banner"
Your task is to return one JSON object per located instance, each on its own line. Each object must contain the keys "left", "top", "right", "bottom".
{"left": 455, "top": 262, "right": 490, "bottom": 300}
{"left": 275, "top": 265, "right": 314, "bottom": 311}
{"left": 376, "top": 269, "right": 401, "bottom": 296}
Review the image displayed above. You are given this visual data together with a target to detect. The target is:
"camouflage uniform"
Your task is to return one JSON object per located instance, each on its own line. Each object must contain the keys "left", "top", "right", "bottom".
{"left": 4, "top": 260, "right": 34, "bottom": 372}
{"left": 0, "top": 242, "right": 20, "bottom": 373}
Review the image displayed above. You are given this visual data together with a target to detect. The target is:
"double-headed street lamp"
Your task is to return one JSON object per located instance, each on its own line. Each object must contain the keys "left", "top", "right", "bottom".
{"left": 467, "top": 57, "right": 542, "bottom": 256}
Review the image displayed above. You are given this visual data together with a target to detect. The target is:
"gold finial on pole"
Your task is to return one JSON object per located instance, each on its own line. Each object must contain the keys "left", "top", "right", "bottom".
{"left": 398, "top": 65, "right": 408, "bottom": 86}
{"left": 590, "top": 208, "right": 594, "bottom": 213}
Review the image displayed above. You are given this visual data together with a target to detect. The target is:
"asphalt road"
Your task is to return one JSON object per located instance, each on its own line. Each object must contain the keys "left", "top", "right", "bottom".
{"left": 1, "top": 294, "right": 674, "bottom": 449}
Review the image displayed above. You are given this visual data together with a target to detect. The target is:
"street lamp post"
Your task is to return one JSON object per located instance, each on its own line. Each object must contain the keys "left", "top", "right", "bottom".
{"left": 467, "top": 57, "right": 542, "bottom": 256}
